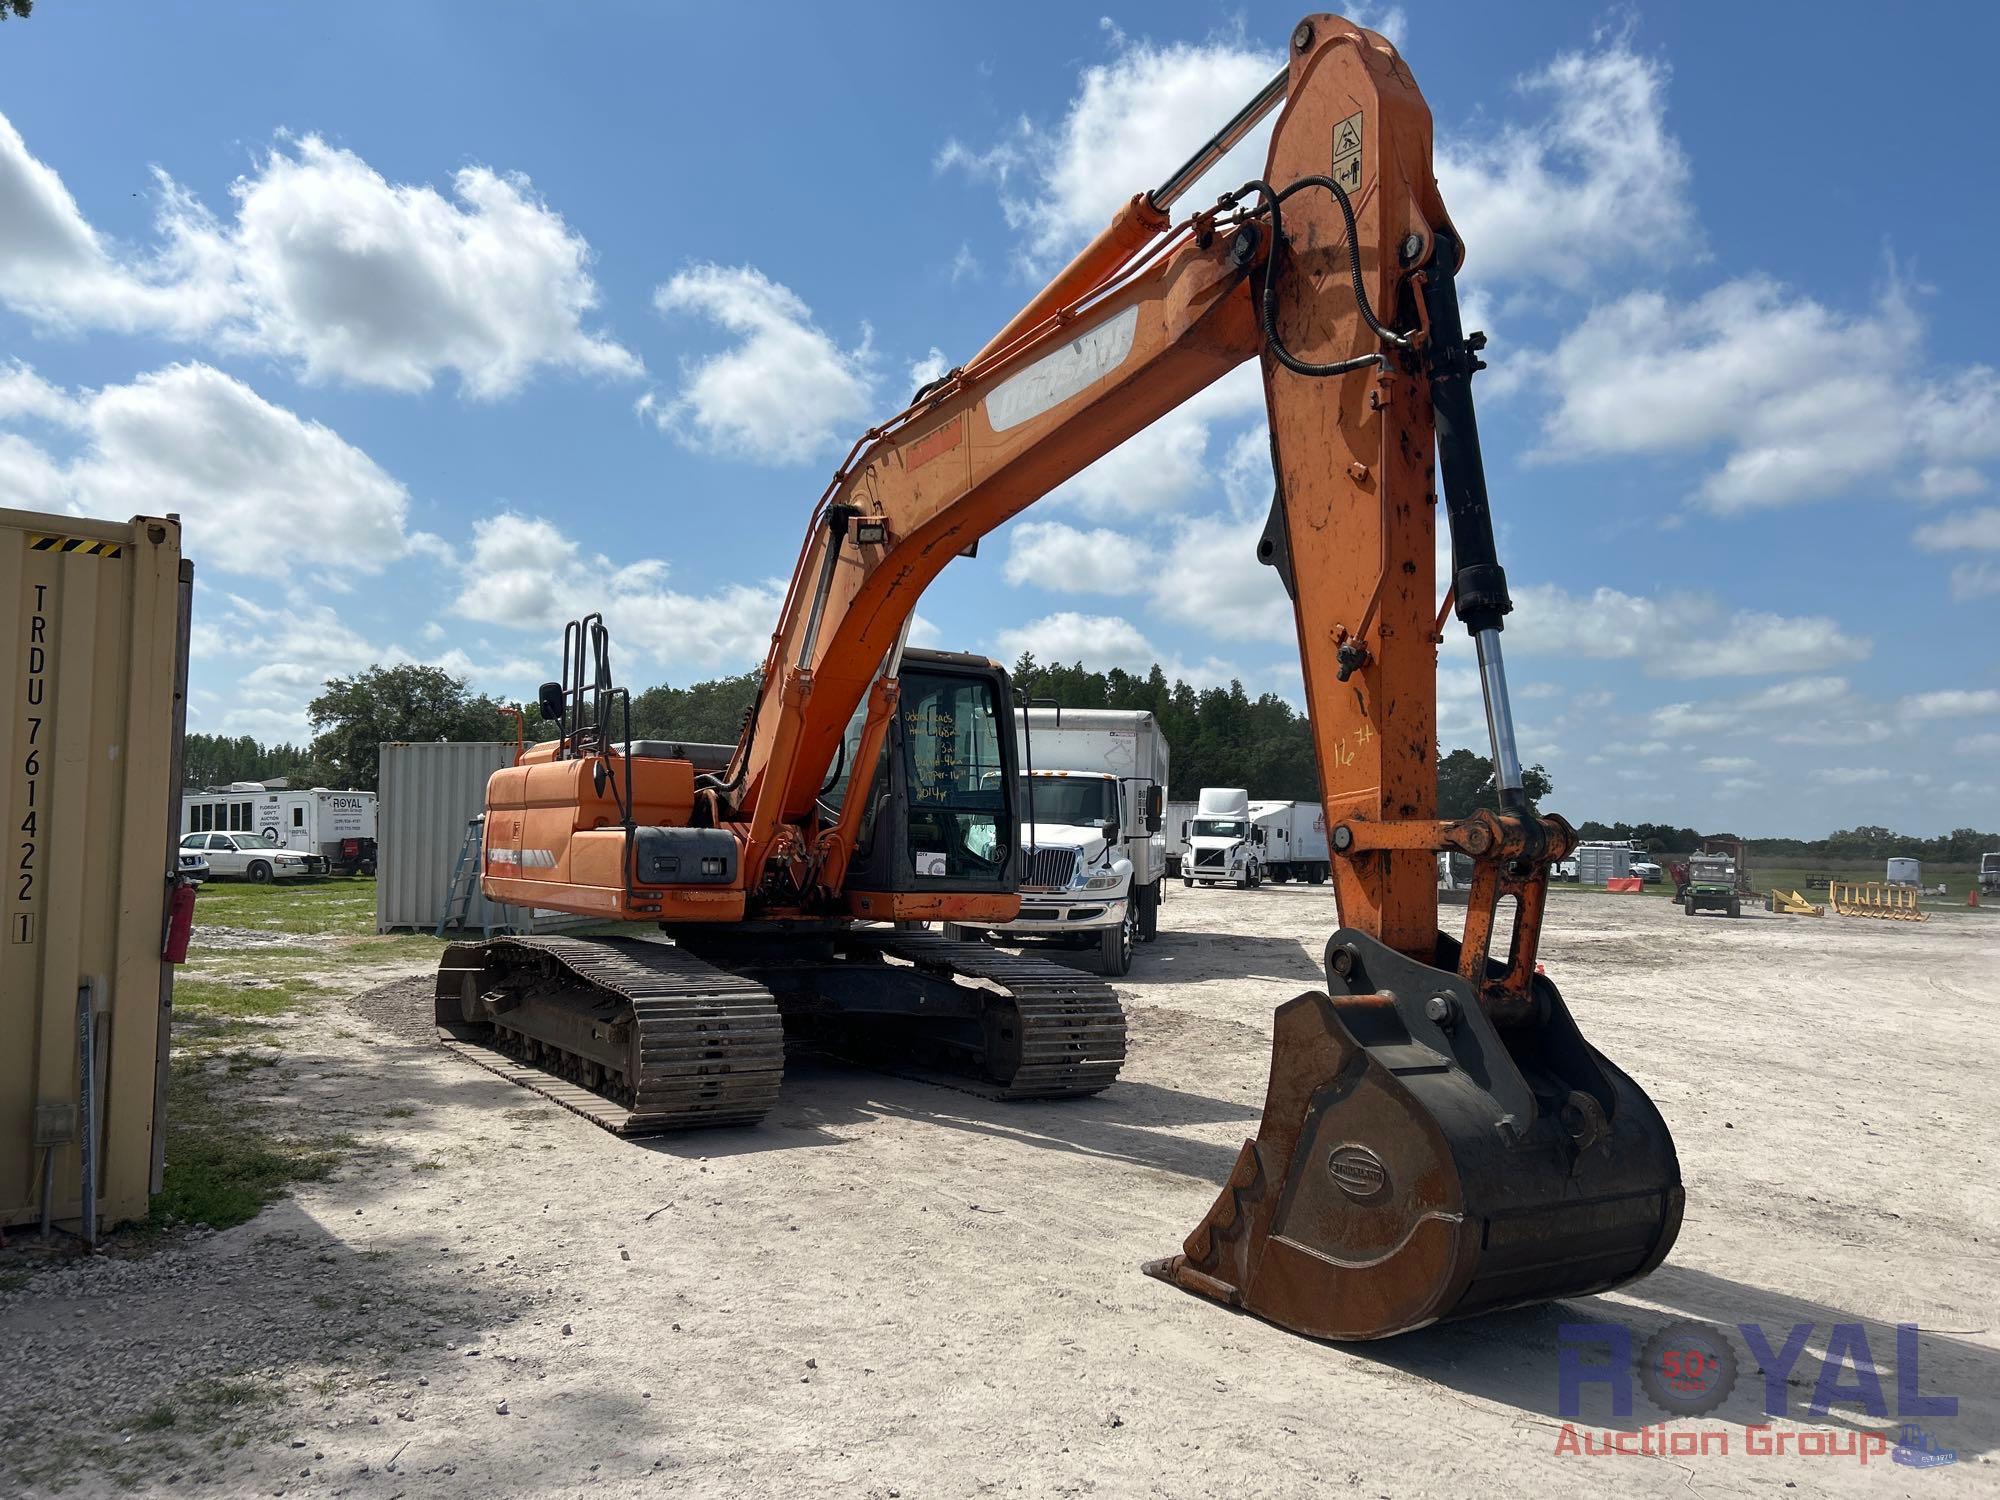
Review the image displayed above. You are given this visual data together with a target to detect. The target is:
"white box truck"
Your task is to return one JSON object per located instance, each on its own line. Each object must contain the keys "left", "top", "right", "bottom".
{"left": 183, "top": 783, "right": 379, "bottom": 874}
{"left": 946, "top": 708, "right": 1169, "bottom": 976}
{"left": 1248, "top": 799, "right": 1330, "bottom": 883}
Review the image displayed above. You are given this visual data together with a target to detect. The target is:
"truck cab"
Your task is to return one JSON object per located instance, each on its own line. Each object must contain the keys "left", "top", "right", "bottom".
{"left": 1184, "top": 788, "right": 1260, "bottom": 889}
{"left": 945, "top": 707, "right": 1170, "bottom": 977}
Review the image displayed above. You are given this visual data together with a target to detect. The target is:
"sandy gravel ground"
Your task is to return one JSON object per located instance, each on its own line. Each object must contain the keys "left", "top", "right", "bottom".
{"left": 3, "top": 887, "right": 1995, "bottom": 1497}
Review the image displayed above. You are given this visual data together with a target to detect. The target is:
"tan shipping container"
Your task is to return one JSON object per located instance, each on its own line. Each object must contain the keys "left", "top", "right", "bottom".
{"left": 2, "top": 508, "right": 191, "bottom": 1234}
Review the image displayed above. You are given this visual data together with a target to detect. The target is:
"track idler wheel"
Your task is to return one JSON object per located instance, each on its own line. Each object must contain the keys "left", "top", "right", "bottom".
{"left": 1145, "top": 929, "right": 1682, "bottom": 1340}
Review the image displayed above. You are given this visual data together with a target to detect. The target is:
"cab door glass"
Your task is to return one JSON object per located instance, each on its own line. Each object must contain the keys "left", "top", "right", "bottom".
{"left": 900, "top": 672, "right": 1009, "bottom": 880}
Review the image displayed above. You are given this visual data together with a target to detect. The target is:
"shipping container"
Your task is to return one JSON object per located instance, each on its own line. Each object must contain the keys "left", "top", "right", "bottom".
{"left": 1577, "top": 844, "right": 1634, "bottom": 884}
{"left": 375, "top": 741, "right": 588, "bottom": 935}
{"left": 2, "top": 509, "right": 191, "bottom": 1234}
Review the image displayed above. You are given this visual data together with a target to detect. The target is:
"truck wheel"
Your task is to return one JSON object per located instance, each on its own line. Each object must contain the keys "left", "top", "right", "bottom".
{"left": 1183, "top": 875, "right": 1194, "bottom": 888}
{"left": 1728, "top": 898, "right": 1741, "bottom": 919}
{"left": 247, "top": 860, "right": 273, "bottom": 884}
{"left": 1098, "top": 909, "right": 1134, "bottom": 976}
{"left": 1306, "top": 865, "right": 1326, "bottom": 885}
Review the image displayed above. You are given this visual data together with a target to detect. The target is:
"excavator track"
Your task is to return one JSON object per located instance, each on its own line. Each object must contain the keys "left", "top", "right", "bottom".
{"left": 828, "top": 930, "right": 1127, "bottom": 1099}
{"left": 434, "top": 936, "right": 784, "bottom": 1134}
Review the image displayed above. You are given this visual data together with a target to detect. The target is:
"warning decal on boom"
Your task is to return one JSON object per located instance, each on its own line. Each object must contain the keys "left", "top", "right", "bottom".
{"left": 1331, "top": 110, "right": 1364, "bottom": 192}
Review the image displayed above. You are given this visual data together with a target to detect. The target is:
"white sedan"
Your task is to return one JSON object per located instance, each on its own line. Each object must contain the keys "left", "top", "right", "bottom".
{"left": 180, "top": 832, "right": 317, "bottom": 882}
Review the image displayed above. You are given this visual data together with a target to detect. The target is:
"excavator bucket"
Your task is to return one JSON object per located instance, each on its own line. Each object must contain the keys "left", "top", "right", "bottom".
{"left": 1146, "top": 930, "right": 1682, "bottom": 1340}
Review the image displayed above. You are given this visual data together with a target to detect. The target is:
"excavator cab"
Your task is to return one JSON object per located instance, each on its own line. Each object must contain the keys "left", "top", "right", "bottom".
{"left": 830, "top": 649, "right": 1023, "bottom": 904}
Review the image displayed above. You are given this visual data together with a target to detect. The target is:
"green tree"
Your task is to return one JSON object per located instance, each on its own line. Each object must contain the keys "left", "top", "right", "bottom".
{"left": 0, "top": 3, "right": 33, "bottom": 20}
{"left": 307, "top": 664, "right": 511, "bottom": 790}
{"left": 1436, "top": 748, "right": 1553, "bottom": 819}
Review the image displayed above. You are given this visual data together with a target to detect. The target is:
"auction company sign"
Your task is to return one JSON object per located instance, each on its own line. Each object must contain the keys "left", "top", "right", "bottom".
{"left": 1555, "top": 1320, "right": 1958, "bottom": 1468}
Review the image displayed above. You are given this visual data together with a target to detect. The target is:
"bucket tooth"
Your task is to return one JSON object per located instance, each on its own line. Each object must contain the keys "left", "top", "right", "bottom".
{"left": 1147, "top": 930, "right": 1682, "bottom": 1341}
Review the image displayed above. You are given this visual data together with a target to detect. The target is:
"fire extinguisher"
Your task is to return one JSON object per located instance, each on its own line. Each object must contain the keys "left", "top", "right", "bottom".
{"left": 162, "top": 880, "right": 196, "bottom": 964}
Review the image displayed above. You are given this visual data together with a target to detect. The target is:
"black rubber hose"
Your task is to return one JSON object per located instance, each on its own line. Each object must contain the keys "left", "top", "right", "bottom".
{"left": 1229, "top": 174, "right": 1409, "bottom": 378}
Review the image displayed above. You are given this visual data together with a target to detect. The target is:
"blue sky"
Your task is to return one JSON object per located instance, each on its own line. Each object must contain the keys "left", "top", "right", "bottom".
{"left": 2, "top": 2, "right": 1996, "bottom": 836}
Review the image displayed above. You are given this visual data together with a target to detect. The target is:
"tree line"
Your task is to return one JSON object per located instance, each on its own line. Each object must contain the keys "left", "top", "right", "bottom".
{"left": 195, "top": 660, "right": 1998, "bottom": 859}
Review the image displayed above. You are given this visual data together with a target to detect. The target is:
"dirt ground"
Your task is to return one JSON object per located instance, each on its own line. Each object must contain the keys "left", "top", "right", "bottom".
{"left": 3, "top": 886, "right": 1995, "bottom": 1497}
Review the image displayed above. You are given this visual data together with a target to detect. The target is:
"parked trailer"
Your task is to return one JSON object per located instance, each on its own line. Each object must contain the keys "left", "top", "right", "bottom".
{"left": 1885, "top": 857, "right": 1922, "bottom": 888}
{"left": 1248, "top": 799, "right": 1330, "bottom": 883}
{"left": 182, "top": 785, "right": 378, "bottom": 874}
{"left": 3, "top": 508, "right": 192, "bottom": 1237}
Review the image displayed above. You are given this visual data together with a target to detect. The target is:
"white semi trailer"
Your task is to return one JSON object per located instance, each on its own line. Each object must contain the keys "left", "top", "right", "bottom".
{"left": 1248, "top": 799, "right": 1330, "bottom": 883}
{"left": 946, "top": 708, "right": 1169, "bottom": 976}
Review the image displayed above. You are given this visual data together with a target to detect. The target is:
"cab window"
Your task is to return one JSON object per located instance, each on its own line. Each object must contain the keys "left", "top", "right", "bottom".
{"left": 899, "top": 671, "right": 1009, "bottom": 880}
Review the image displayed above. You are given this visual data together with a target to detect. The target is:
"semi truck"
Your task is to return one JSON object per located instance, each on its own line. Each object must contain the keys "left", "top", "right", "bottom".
{"left": 1183, "top": 787, "right": 1255, "bottom": 887}
{"left": 945, "top": 708, "right": 1168, "bottom": 976}
{"left": 182, "top": 784, "right": 379, "bottom": 874}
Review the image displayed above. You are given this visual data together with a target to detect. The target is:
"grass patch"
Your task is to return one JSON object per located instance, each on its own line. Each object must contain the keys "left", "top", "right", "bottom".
{"left": 190, "top": 876, "right": 379, "bottom": 937}
{"left": 173, "top": 974, "right": 334, "bottom": 1022}
{"left": 145, "top": 1058, "right": 351, "bottom": 1234}
{"left": 138, "top": 1405, "right": 177, "bottom": 1432}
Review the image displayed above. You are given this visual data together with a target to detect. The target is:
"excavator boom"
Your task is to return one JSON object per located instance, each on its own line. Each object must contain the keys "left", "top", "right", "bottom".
{"left": 453, "top": 12, "right": 1682, "bottom": 1342}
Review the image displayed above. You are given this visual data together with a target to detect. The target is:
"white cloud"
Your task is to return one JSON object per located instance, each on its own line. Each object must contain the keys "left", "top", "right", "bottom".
{"left": 908, "top": 346, "right": 952, "bottom": 392}
{"left": 194, "top": 591, "right": 549, "bottom": 738}
{"left": 1150, "top": 509, "right": 1292, "bottom": 641}
{"left": 0, "top": 362, "right": 415, "bottom": 574}
{"left": 1914, "top": 507, "right": 2000, "bottom": 551}
{"left": 989, "top": 608, "right": 1246, "bottom": 691}
{"left": 942, "top": 28, "right": 1682, "bottom": 293}
{"left": 451, "top": 512, "right": 783, "bottom": 676}
{"left": 0, "top": 113, "right": 638, "bottom": 397}
{"left": 1520, "top": 276, "right": 2000, "bottom": 511}
{"left": 1947, "top": 561, "right": 2000, "bottom": 600}
{"left": 1002, "top": 520, "right": 1154, "bottom": 594}
{"left": 1699, "top": 756, "right": 1757, "bottom": 773}
{"left": 1812, "top": 767, "right": 1895, "bottom": 786}
{"left": 1508, "top": 584, "right": 1869, "bottom": 678}
{"left": 1898, "top": 689, "right": 2000, "bottom": 720}
{"left": 939, "top": 31, "right": 1280, "bottom": 272}
{"left": 1650, "top": 675, "right": 1863, "bottom": 740}
{"left": 1956, "top": 733, "right": 2000, "bottom": 756}
{"left": 1436, "top": 38, "right": 1697, "bottom": 288}
{"left": 647, "top": 264, "right": 874, "bottom": 464}
{"left": 1050, "top": 362, "right": 1263, "bottom": 518}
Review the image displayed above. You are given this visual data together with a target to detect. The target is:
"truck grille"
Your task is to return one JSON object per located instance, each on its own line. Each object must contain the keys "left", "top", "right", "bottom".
{"left": 1193, "top": 848, "right": 1225, "bottom": 869}
{"left": 1022, "top": 847, "right": 1079, "bottom": 891}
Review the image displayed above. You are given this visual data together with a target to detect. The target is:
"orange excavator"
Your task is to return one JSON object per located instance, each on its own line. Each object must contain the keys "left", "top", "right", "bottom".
{"left": 434, "top": 13, "right": 1682, "bottom": 1342}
